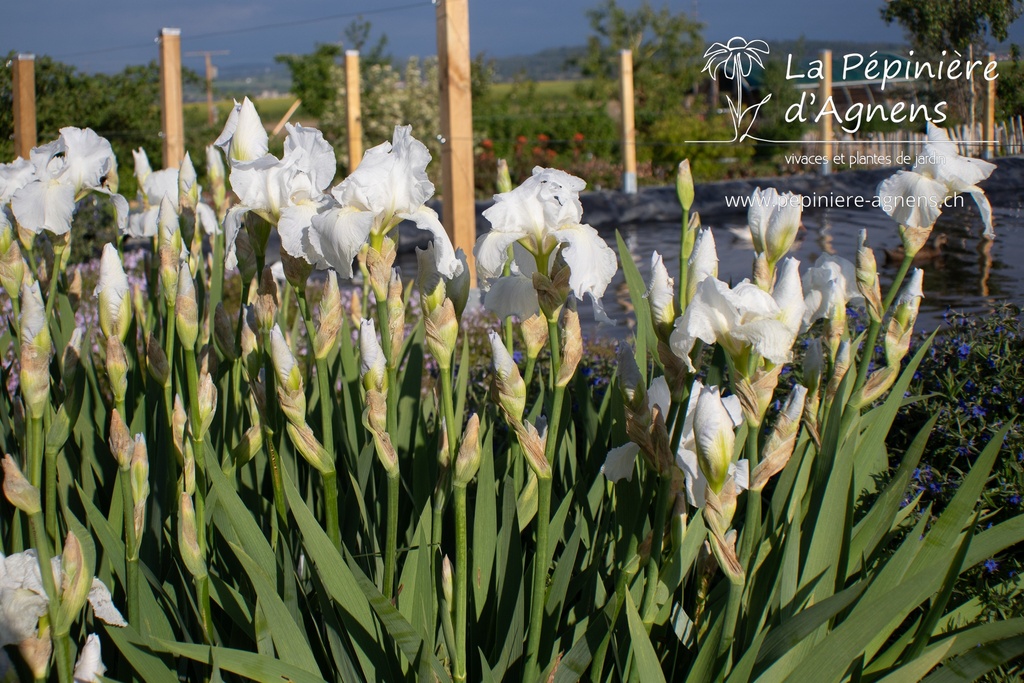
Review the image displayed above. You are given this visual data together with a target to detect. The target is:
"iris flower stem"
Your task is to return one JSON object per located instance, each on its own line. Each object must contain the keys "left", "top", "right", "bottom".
{"left": 679, "top": 207, "right": 690, "bottom": 315}
{"left": 323, "top": 470, "right": 341, "bottom": 550}
{"left": 29, "top": 512, "right": 72, "bottom": 683}
{"left": 259, "top": 334, "right": 288, "bottom": 528}
{"left": 295, "top": 291, "right": 335, "bottom": 455}
{"left": 453, "top": 484, "right": 469, "bottom": 683}
{"left": 432, "top": 364, "right": 458, "bottom": 582}
{"left": 851, "top": 252, "right": 914, "bottom": 398}
{"left": 295, "top": 290, "right": 342, "bottom": 546}
{"left": 44, "top": 427, "right": 58, "bottom": 546}
{"left": 720, "top": 424, "right": 762, "bottom": 670}
{"left": 524, "top": 356, "right": 537, "bottom": 389}
{"left": 184, "top": 349, "right": 215, "bottom": 641}
{"left": 375, "top": 298, "right": 399, "bottom": 436}
{"left": 11, "top": 297, "right": 21, "bottom": 344}
{"left": 720, "top": 581, "right": 743, "bottom": 668}
{"left": 639, "top": 476, "right": 673, "bottom": 627}
{"left": 524, "top": 476, "right": 552, "bottom": 682}
{"left": 164, "top": 302, "right": 177, "bottom": 382}
{"left": 184, "top": 350, "right": 208, "bottom": 553}
{"left": 546, "top": 319, "right": 561, "bottom": 390}
{"left": 440, "top": 368, "right": 459, "bottom": 463}
{"left": 210, "top": 228, "right": 225, "bottom": 309}
{"left": 525, "top": 317, "right": 566, "bottom": 679}
{"left": 28, "top": 416, "right": 44, "bottom": 496}
{"left": 43, "top": 244, "right": 66, "bottom": 323}
{"left": 383, "top": 471, "right": 400, "bottom": 600}
{"left": 741, "top": 424, "right": 761, "bottom": 563}
{"left": 120, "top": 467, "right": 140, "bottom": 625}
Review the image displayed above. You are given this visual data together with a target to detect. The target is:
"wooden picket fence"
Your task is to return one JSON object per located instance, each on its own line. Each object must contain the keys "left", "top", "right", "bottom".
{"left": 800, "top": 116, "right": 1024, "bottom": 165}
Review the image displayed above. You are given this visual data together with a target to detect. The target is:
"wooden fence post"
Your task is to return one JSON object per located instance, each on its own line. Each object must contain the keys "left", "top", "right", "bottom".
{"left": 820, "top": 49, "right": 832, "bottom": 174}
{"left": 619, "top": 49, "right": 637, "bottom": 194}
{"left": 436, "top": 0, "right": 476, "bottom": 284}
{"left": 159, "top": 28, "right": 185, "bottom": 169}
{"left": 12, "top": 54, "right": 37, "bottom": 159}
{"left": 345, "top": 50, "right": 363, "bottom": 171}
{"left": 985, "top": 52, "right": 997, "bottom": 159}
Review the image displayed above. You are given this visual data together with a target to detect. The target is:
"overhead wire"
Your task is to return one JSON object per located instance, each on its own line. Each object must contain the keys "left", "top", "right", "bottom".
{"left": 53, "top": 1, "right": 427, "bottom": 61}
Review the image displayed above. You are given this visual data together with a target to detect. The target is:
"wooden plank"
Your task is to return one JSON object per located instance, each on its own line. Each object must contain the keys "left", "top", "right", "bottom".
{"left": 270, "top": 99, "right": 302, "bottom": 137}
{"left": 985, "top": 53, "right": 997, "bottom": 159}
{"left": 820, "top": 49, "right": 832, "bottom": 174}
{"left": 619, "top": 49, "right": 637, "bottom": 194}
{"left": 12, "top": 54, "right": 36, "bottom": 159}
{"left": 159, "top": 28, "right": 185, "bottom": 169}
{"left": 436, "top": 0, "right": 476, "bottom": 285}
{"left": 345, "top": 50, "right": 363, "bottom": 171}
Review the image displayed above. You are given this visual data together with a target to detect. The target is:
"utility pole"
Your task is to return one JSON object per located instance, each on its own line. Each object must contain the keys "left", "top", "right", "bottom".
{"left": 186, "top": 50, "right": 230, "bottom": 126}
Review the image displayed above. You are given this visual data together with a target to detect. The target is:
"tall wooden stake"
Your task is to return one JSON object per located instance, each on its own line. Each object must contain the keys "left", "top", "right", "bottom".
{"left": 186, "top": 50, "right": 229, "bottom": 126}
{"left": 12, "top": 54, "right": 37, "bottom": 159}
{"left": 985, "top": 52, "right": 997, "bottom": 159}
{"left": 345, "top": 50, "right": 363, "bottom": 171}
{"left": 820, "top": 49, "right": 832, "bottom": 175}
{"left": 159, "top": 28, "right": 185, "bottom": 169}
{"left": 436, "top": 0, "right": 476, "bottom": 284}
{"left": 619, "top": 49, "right": 637, "bottom": 194}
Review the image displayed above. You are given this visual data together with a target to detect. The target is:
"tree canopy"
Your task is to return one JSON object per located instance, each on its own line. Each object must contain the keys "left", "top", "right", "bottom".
{"left": 881, "top": 0, "right": 1024, "bottom": 52}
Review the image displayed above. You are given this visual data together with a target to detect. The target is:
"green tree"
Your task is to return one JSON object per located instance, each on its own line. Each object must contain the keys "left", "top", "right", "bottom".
{"left": 881, "top": 0, "right": 1024, "bottom": 53}
{"left": 882, "top": 0, "right": 1024, "bottom": 124}
{"left": 575, "top": 0, "right": 703, "bottom": 131}
{"left": 0, "top": 54, "right": 203, "bottom": 195}
{"left": 276, "top": 19, "right": 391, "bottom": 120}
{"left": 342, "top": 16, "right": 391, "bottom": 67}
{"left": 997, "top": 44, "right": 1024, "bottom": 118}
{"left": 275, "top": 44, "right": 343, "bottom": 119}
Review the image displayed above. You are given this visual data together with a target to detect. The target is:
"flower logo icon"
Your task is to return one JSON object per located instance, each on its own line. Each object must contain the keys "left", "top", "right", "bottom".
{"left": 703, "top": 37, "right": 770, "bottom": 82}
{"left": 700, "top": 37, "right": 772, "bottom": 142}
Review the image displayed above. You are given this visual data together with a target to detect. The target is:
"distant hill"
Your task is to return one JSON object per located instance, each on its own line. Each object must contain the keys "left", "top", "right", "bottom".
{"left": 488, "top": 46, "right": 587, "bottom": 82}
{"left": 763, "top": 39, "right": 908, "bottom": 62}
{"left": 198, "top": 39, "right": 952, "bottom": 102}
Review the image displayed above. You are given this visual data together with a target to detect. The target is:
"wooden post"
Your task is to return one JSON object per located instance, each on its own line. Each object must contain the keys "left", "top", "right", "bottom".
{"left": 186, "top": 50, "right": 229, "bottom": 126}
{"left": 12, "top": 54, "right": 37, "bottom": 159}
{"left": 345, "top": 50, "right": 363, "bottom": 171}
{"left": 985, "top": 52, "right": 997, "bottom": 159}
{"left": 270, "top": 99, "right": 303, "bottom": 137}
{"left": 619, "top": 49, "right": 637, "bottom": 194}
{"left": 436, "top": 0, "right": 476, "bottom": 284}
{"left": 204, "top": 53, "right": 215, "bottom": 126}
{"left": 820, "top": 49, "right": 832, "bottom": 174}
{"left": 159, "top": 28, "right": 185, "bottom": 169}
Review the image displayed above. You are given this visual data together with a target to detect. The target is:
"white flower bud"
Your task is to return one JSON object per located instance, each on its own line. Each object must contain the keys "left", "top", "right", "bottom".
{"left": 645, "top": 251, "right": 676, "bottom": 337}
{"left": 175, "top": 262, "right": 199, "bottom": 350}
{"left": 489, "top": 330, "right": 526, "bottom": 422}
{"left": 179, "top": 152, "right": 198, "bottom": 210}
{"left": 359, "top": 319, "right": 387, "bottom": 393}
{"left": 686, "top": 228, "right": 718, "bottom": 306}
{"left": 132, "top": 147, "right": 153, "bottom": 189}
{"left": 693, "top": 385, "right": 736, "bottom": 495}
{"left": 95, "top": 243, "right": 132, "bottom": 342}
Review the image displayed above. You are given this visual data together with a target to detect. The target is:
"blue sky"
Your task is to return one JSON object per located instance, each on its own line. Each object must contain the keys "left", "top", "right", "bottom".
{"left": 2, "top": 0, "right": 1021, "bottom": 73}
